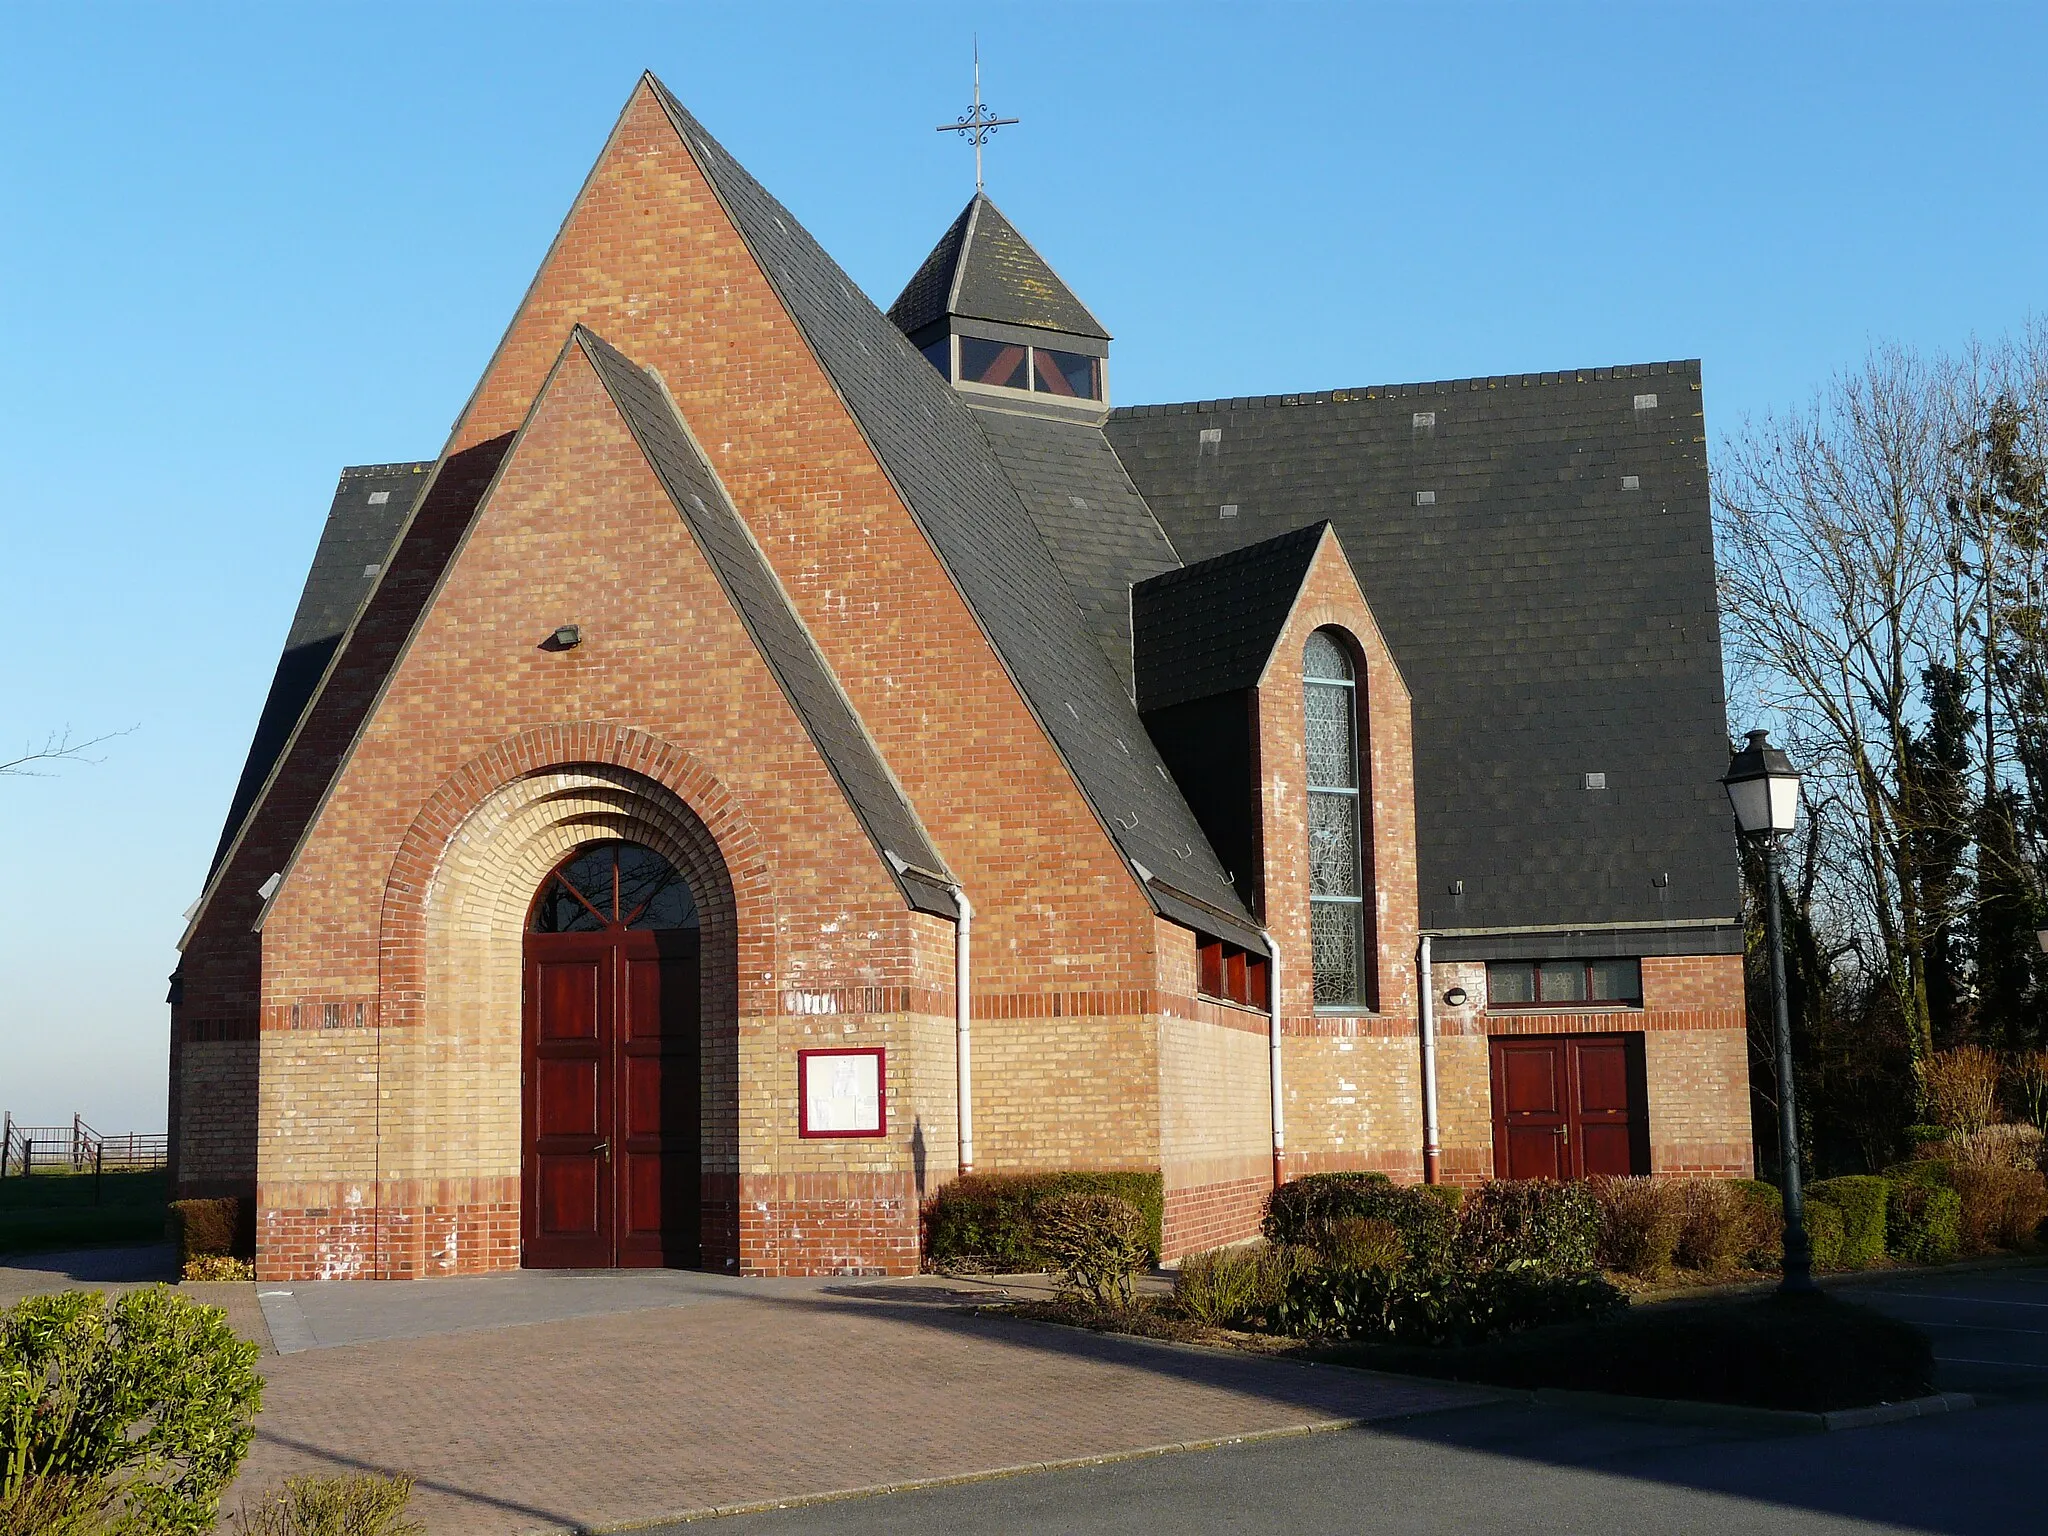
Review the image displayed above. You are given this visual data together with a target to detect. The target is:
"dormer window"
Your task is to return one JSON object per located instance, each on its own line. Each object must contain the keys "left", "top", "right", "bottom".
{"left": 960, "top": 337, "right": 1029, "bottom": 391}
{"left": 931, "top": 336, "right": 1103, "bottom": 401}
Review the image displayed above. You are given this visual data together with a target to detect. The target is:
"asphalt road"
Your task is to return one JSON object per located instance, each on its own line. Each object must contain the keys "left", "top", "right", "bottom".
{"left": 687, "top": 1264, "right": 2048, "bottom": 1535}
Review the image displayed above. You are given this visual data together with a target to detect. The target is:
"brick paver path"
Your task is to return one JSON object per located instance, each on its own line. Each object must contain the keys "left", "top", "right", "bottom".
{"left": 231, "top": 1288, "right": 1486, "bottom": 1534}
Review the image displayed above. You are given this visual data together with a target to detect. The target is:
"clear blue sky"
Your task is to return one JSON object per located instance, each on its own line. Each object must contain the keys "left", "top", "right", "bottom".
{"left": 3, "top": 2, "right": 2044, "bottom": 1133}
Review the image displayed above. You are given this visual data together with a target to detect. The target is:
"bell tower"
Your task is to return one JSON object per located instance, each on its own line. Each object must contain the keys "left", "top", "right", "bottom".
{"left": 887, "top": 193, "right": 1112, "bottom": 421}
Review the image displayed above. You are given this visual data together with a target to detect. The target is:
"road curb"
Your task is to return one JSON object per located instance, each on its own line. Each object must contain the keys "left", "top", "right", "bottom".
{"left": 564, "top": 1417, "right": 1370, "bottom": 1533}
{"left": 1531, "top": 1387, "right": 1975, "bottom": 1434}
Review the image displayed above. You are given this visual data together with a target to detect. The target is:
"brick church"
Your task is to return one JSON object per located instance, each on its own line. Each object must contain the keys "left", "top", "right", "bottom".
{"left": 169, "top": 74, "right": 1751, "bottom": 1281}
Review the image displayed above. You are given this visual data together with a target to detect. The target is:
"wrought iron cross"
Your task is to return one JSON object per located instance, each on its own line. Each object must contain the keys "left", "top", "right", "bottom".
{"left": 934, "top": 42, "right": 1017, "bottom": 192}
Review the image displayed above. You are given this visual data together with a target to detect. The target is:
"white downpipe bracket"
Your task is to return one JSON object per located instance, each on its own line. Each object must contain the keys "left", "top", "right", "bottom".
{"left": 1265, "top": 932, "right": 1284, "bottom": 1188}
{"left": 950, "top": 885, "right": 975, "bottom": 1177}
{"left": 1418, "top": 933, "right": 1442, "bottom": 1184}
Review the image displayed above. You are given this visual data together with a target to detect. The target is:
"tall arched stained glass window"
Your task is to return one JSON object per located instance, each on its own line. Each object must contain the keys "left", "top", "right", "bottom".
{"left": 1304, "top": 629, "right": 1372, "bottom": 1008}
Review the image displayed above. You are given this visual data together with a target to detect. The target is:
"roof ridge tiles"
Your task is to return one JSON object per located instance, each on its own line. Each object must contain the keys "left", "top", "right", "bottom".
{"left": 1110, "top": 359, "right": 1701, "bottom": 419}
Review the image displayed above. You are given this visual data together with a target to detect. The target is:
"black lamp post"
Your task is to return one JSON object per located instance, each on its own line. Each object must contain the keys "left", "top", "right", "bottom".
{"left": 1723, "top": 729, "right": 1815, "bottom": 1295}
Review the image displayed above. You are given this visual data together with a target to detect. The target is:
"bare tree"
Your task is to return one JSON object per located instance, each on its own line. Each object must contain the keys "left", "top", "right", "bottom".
{"left": 0, "top": 725, "right": 135, "bottom": 778}
{"left": 1715, "top": 343, "right": 1961, "bottom": 1061}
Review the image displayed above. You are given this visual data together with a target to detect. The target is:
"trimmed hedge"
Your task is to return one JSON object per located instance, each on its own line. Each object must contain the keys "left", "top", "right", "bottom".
{"left": 168, "top": 1198, "right": 251, "bottom": 1265}
{"left": 1887, "top": 1179, "right": 1961, "bottom": 1264}
{"left": 1806, "top": 1176, "right": 1889, "bottom": 1269}
{"left": 1324, "top": 1292, "right": 1933, "bottom": 1413}
{"left": 1458, "top": 1180, "right": 1599, "bottom": 1275}
{"left": 1804, "top": 1199, "right": 1845, "bottom": 1269}
{"left": 922, "top": 1172, "right": 1163, "bottom": 1272}
{"left": 1268, "top": 1260, "right": 1622, "bottom": 1346}
{"left": 1262, "top": 1174, "right": 1456, "bottom": 1270}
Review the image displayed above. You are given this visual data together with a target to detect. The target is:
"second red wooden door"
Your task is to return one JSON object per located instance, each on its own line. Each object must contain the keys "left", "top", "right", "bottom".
{"left": 1489, "top": 1033, "right": 1648, "bottom": 1180}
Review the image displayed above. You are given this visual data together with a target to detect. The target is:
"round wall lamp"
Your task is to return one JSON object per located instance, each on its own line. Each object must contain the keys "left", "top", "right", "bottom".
{"left": 1443, "top": 986, "right": 1469, "bottom": 1008}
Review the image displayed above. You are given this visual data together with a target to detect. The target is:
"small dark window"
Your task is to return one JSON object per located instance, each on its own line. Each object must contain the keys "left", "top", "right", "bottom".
{"left": 919, "top": 337, "right": 951, "bottom": 378}
{"left": 1197, "top": 936, "right": 1269, "bottom": 1009}
{"left": 1486, "top": 958, "right": 1641, "bottom": 1008}
{"left": 1032, "top": 348, "right": 1100, "bottom": 400}
{"left": 959, "top": 337, "right": 1028, "bottom": 390}
{"left": 530, "top": 840, "right": 699, "bottom": 932}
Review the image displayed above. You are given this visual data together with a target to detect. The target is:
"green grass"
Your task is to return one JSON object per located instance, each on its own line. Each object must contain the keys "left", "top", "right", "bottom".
{"left": 0, "top": 1170, "right": 168, "bottom": 1256}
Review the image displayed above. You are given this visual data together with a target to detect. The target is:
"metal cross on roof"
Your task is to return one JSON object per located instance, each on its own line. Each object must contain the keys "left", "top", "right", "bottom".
{"left": 934, "top": 41, "right": 1017, "bottom": 192}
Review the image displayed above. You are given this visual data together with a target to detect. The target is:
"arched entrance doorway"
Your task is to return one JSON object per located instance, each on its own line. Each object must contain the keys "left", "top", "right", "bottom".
{"left": 523, "top": 839, "right": 701, "bottom": 1267}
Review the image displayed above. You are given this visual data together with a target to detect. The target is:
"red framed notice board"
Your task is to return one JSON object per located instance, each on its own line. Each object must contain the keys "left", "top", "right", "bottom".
{"left": 798, "top": 1047, "right": 887, "bottom": 1138}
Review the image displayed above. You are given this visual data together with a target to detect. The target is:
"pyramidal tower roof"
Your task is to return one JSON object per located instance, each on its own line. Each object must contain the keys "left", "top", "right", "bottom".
{"left": 888, "top": 192, "right": 1109, "bottom": 341}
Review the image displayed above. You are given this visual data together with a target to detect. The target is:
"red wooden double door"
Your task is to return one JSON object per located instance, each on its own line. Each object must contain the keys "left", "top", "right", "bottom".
{"left": 522, "top": 842, "right": 702, "bottom": 1268}
{"left": 1489, "top": 1033, "right": 1649, "bottom": 1180}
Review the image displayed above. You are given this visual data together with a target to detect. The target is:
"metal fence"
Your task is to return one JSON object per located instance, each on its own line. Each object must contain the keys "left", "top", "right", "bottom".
{"left": 0, "top": 1113, "right": 168, "bottom": 1178}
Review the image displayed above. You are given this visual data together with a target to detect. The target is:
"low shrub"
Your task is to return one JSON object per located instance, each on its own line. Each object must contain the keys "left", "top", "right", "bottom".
{"left": 1953, "top": 1164, "right": 2048, "bottom": 1252}
{"left": 1421, "top": 1184, "right": 1466, "bottom": 1215}
{"left": 1035, "top": 1193, "right": 1149, "bottom": 1309}
{"left": 1795, "top": 1199, "right": 1845, "bottom": 1269}
{"left": 1172, "top": 1243, "right": 1314, "bottom": 1329}
{"left": 1458, "top": 1180, "right": 1600, "bottom": 1275}
{"left": 922, "top": 1171, "right": 1164, "bottom": 1272}
{"left": 1322, "top": 1292, "right": 1933, "bottom": 1413}
{"left": 1918, "top": 1045, "right": 2003, "bottom": 1138}
{"left": 1728, "top": 1179, "right": 1786, "bottom": 1266}
{"left": 183, "top": 1256, "right": 257, "bottom": 1283}
{"left": 168, "top": 1198, "right": 251, "bottom": 1265}
{"left": 231, "top": 1473, "right": 422, "bottom": 1536}
{"left": 1671, "top": 1179, "right": 1751, "bottom": 1275}
{"left": 1591, "top": 1177, "right": 1683, "bottom": 1278}
{"left": 1806, "top": 1176, "right": 1889, "bottom": 1268}
{"left": 1887, "top": 1179, "right": 1961, "bottom": 1264}
{"left": 1958, "top": 1123, "right": 2045, "bottom": 1171}
{"left": 0, "top": 1287, "right": 264, "bottom": 1534}
{"left": 1312, "top": 1216, "right": 1407, "bottom": 1273}
{"left": 1262, "top": 1174, "right": 1456, "bottom": 1271}
{"left": 1269, "top": 1261, "right": 1622, "bottom": 1346}
{"left": 1260, "top": 1172, "right": 1390, "bottom": 1245}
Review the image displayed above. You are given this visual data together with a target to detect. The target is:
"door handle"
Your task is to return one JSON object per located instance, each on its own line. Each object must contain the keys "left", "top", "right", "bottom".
{"left": 595, "top": 1140, "right": 610, "bottom": 1162}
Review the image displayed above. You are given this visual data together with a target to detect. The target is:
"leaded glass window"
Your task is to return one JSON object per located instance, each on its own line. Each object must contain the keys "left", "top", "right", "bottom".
{"left": 1305, "top": 629, "right": 1370, "bottom": 1007}
{"left": 530, "top": 840, "right": 699, "bottom": 932}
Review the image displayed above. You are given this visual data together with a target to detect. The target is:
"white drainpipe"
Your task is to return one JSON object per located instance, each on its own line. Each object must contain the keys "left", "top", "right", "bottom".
{"left": 1265, "top": 932, "right": 1285, "bottom": 1189}
{"left": 1418, "top": 933, "right": 1442, "bottom": 1184}
{"left": 950, "top": 885, "right": 975, "bottom": 1177}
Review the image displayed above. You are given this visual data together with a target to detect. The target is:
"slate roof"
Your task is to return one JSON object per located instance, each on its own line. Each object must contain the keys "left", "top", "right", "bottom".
{"left": 650, "top": 78, "right": 1262, "bottom": 950}
{"left": 574, "top": 326, "right": 958, "bottom": 919}
{"left": 887, "top": 192, "right": 1109, "bottom": 341}
{"left": 1131, "top": 523, "right": 1328, "bottom": 714}
{"left": 1106, "top": 365, "right": 1740, "bottom": 935}
{"left": 972, "top": 407, "right": 1181, "bottom": 693}
{"left": 206, "top": 461, "right": 429, "bottom": 880}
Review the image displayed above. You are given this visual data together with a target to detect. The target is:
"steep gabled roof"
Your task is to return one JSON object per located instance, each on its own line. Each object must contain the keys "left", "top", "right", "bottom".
{"left": 572, "top": 326, "right": 958, "bottom": 918}
{"left": 1132, "top": 523, "right": 1328, "bottom": 714}
{"left": 1107, "top": 363, "right": 1741, "bottom": 936}
{"left": 207, "top": 461, "right": 429, "bottom": 880}
{"left": 973, "top": 407, "right": 1180, "bottom": 693}
{"left": 649, "top": 78, "right": 1260, "bottom": 950}
{"left": 887, "top": 192, "right": 1109, "bottom": 341}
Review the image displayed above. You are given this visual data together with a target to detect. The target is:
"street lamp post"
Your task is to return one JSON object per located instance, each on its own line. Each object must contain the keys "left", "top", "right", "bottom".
{"left": 1722, "top": 729, "right": 1816, "bottom": 1295}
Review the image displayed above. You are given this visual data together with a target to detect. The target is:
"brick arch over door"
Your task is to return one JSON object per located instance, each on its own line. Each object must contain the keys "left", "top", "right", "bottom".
{"left": 373, "top": 726, "right": 770, "bottom": 1265}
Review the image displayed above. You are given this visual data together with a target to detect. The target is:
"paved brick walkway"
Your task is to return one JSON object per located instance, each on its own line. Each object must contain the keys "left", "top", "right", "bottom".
{"left": 4, "top": 1253, "right": 1484, "bottom": 1533}
{"left": 230, "top": 1287, "right": 1486, "bottom": 1534}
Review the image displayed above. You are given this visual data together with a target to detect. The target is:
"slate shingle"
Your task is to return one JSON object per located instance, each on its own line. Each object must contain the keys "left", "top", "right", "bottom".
{"left": 1106, "top": 368, "right": 1740, "bottom": 936}
{"left": 207, "top": 461, "right": 429, "bottom": 880}
{"left": 888, "top": 193, "right": 1109, "bottom": 341}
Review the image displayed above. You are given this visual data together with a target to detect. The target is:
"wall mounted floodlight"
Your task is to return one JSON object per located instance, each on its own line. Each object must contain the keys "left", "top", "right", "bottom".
{"left": 551, "top": 625, "right": 582, "bottom": 650}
